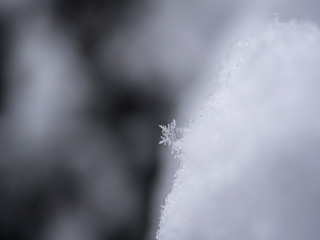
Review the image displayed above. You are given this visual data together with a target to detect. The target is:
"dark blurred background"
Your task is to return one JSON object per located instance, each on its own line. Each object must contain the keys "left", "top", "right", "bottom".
{"left": 0, "top": 0, "right": 206, "bottom": 240}
{"left": 1, "top": 0, "right": 320, "bottom": 240}
{"left": 0, "top": 1, "right": 172, "bottom": 240}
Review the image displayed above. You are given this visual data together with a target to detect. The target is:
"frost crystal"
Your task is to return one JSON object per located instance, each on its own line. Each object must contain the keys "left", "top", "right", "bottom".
{"left": 159, "top": 119, "right": 185, "bottom": 158}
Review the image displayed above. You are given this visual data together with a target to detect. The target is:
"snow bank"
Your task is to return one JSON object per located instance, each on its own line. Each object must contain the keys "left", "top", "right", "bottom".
{"left": 158, "top": 20, "right": 320, "bottom": 240}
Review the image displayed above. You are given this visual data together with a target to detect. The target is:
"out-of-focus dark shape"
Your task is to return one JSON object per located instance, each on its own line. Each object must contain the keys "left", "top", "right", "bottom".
{"left": 0, "top": 0, "right": 173, "bottom": 240}
{"left": 0, "top": 17, "right": 8, "bottom": 114}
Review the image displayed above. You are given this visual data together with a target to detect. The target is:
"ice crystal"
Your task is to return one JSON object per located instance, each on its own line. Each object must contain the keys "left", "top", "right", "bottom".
{"left": 159, "top": 119, "right": 185, "bottom": 158}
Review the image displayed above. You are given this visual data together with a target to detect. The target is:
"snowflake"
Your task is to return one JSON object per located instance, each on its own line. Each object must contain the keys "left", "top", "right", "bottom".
{"left": 159, "top": 119, "right": 185, "bottom": 158}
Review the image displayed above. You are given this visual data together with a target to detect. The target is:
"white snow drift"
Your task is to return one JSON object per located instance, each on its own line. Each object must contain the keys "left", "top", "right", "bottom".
{"left": 158, "top": 20, "right": 320, "bottom": 240}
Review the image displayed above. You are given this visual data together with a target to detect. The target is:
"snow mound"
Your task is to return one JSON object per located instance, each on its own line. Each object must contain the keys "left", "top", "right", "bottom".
{"left": 158, "top": 20, "right": 320, "bottom": 240}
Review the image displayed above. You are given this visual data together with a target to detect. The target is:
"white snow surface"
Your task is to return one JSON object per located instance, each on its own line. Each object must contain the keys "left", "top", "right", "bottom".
{"left": 157, "top": 20, "right": 320, "bottom": 240}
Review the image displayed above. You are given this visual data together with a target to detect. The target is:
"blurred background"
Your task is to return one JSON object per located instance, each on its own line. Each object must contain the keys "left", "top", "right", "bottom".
{"left": 0, "top": 0, "right": 319, "bottom": 240}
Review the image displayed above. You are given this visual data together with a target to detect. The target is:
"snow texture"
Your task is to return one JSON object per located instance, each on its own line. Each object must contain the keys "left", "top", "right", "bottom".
{"left": 158, "top": 20, "right": 320, "bottom": 240}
